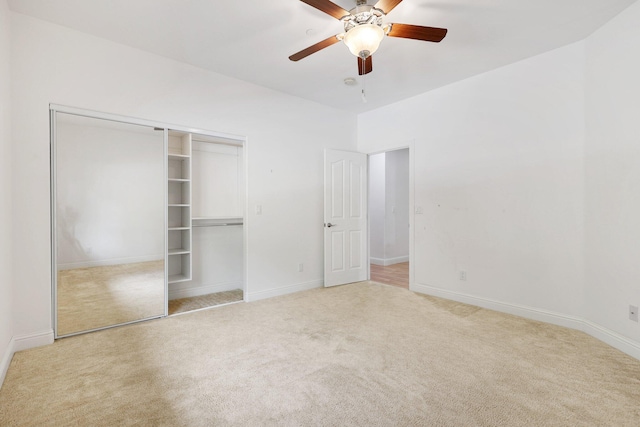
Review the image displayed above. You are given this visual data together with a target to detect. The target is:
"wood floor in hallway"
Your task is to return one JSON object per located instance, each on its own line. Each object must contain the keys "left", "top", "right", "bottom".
{"left": 370, "top": 262, "right": 409, "bottom": 289}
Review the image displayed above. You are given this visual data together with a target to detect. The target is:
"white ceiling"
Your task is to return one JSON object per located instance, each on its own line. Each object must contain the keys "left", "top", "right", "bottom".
{"left": 8, "top": 0, "right": 637, "bottom": 113}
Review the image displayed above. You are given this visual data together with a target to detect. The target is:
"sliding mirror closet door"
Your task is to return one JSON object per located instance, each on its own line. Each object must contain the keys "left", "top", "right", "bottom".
{"left": 52, "top": 112, "right": 166, "bottom": 337}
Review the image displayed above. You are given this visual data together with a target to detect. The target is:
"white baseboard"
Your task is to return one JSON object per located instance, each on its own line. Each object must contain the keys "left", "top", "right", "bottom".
{"left": 370, "top": 256, "right": 409, "bottom": 267}
{"left": 58, "top": 255, "right": 164, "bottom": 270}
{"left": 0, "top": 337, "right": 15, "bottom": 389}
{"left": 12, "top": 330, "right": 55, "bottom": 352}
{"left": 411, "top": 283, "right": 584, "bottom": 330}
{"left": 582, "top": 320, "right": 640, "bottom": 361}
{"left": 168, "top": 282, "right": 243, "bottom": 300}
{"left": 412, "top": 283, "right": 640, "bottom": 361}
{"left": 246, "top": 279, "right": 323, "bottom": 302}
{"left": 1, "top": 330, "right": 54, "bottom": 389}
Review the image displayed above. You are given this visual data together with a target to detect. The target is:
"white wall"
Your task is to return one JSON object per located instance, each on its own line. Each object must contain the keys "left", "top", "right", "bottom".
{"left": 359, "top": 43, "right": 586, "bottom": 319}
{"left": 359, "top": 7, "right": 640, "bottom": 358}
{"left": 10, "top": 13, "right": 357, "bottom": 343}
{"left": 584, "top": 1, "right": 640, "bottom": 344}
{"left": 369, "top": 153, "right": 386, "bottom": 261}
{"left": 191, "top": 142, "right": 243, "bottom": 219}
{"left": 56, "top": 116, "right": 165, "bottom": 268}
{"left": 0, "top": 0, "right": 14, "bottom": 386}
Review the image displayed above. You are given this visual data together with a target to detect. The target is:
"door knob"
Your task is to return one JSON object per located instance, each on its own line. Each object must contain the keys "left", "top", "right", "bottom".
{"left": 326, "top": 223, "right": 336, "bottom": 228}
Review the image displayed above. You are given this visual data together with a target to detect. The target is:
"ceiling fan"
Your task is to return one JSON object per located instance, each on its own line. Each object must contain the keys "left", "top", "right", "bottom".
{"left": 289, "top": 0, "right": 448, "bottom": 76}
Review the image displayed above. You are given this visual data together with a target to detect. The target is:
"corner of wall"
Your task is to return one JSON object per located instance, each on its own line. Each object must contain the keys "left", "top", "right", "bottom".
{"left": 0, "top": 330, "right": 55, "bottom": 389}
{"left": 0, "top": 337, "right": 15, "bottom": 389}
{"left": 0, "top": 0, "right": 14, "bottom": 391}
{"left": 582, "top": 0, "right": 640, "bottom": 349}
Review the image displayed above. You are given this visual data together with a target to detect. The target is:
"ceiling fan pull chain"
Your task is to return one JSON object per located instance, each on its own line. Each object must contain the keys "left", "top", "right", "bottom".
{"left": 361, "top": 57, "right": 367, "bottom": 103}
{"left": 361, "top": 61, "right": 368, "bottom": 103}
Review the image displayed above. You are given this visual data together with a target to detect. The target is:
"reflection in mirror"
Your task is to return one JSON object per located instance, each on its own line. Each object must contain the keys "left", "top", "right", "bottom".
{"left": 54, "top": 112, "right": 165, "bottom": 336}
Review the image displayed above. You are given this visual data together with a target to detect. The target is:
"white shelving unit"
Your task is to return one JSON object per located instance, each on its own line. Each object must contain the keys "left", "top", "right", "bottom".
{"left": 165, "top": 131, "right": 246, "bottom": 307}
{"left": 167, "top": 132, "right": 192, "bottom": 284}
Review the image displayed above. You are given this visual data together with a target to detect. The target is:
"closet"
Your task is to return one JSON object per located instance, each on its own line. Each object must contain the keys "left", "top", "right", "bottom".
{"left": 51, "top": 105, "right": 246, "bottom": 337}
{"left": 166, "top": 131, "right": 245, "bottom": 315}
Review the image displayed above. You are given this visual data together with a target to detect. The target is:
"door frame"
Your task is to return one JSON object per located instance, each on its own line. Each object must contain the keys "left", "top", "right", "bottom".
{"left": 365, "top": 141, "right": 415, "bottom": 289}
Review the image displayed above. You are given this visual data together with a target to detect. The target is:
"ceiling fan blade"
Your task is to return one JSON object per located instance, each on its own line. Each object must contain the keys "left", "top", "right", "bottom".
{"left": 358, "top": 56, "right": 373, "bottom": 76}
{"left": 289, "top": 34, "right": 341, "bottom": 61}
{"left": 374, "top": 0, "right": 404, "bottom": 14}
{"left": 387, "top": 23, "right": 448, "bottom": 42}
{"left": 300, "top": 0, "right": 350, "bottom": 20}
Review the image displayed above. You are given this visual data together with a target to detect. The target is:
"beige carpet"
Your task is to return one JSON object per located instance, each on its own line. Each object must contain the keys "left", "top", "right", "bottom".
{"left": 169, "top": 289, "right": 244, "bottom": 315}
{"left": 57, "top": 261, "right": 165, "bottom": 336}
{"left": 2, "top": 282, "right": 639, "bottom": 426}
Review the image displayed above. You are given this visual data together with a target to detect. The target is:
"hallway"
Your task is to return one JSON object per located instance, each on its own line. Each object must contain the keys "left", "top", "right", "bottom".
{"left": 370, "top": 262, "right": 409, "bottom": 289}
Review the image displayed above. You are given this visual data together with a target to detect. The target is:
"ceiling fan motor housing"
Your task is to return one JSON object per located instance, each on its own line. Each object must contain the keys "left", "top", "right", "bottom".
{"left": 343, "top": 4, "right": 385, "bottom": 32}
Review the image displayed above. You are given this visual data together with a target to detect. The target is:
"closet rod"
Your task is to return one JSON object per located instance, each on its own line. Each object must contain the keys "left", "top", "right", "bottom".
{"left": 192, "top": 223, "right": 243, "bottom": 227}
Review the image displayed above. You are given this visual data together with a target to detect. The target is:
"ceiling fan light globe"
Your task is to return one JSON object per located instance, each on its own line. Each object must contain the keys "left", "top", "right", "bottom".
{"left": 344, "top": 24, "right": 384, "bottom": 58}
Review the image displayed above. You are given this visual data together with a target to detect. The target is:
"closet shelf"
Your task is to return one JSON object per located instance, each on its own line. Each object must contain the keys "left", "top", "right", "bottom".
{"left": 167, "top": 132, "right": 192, "bottom": 284}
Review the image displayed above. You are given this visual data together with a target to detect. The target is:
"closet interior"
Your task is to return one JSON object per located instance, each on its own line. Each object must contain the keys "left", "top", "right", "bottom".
{"left": 51, "top": 106, "right": 246, "bottom": 338}
{"left": 166, "top": 131, "right": 245, "bottom": 315}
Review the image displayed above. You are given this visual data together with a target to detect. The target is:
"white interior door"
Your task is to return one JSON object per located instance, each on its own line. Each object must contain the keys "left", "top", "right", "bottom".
{"left": 324, "top": 149, "right": 368, "bottom": 287}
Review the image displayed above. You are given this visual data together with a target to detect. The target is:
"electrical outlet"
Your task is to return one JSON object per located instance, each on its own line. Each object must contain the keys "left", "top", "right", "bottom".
{"left": 630, "top": 305, "right": 638, "bottom": 322}
{"left": 459, "top": 270, "right": 467, "bottom": 281}
{"left": 298, "top": 263, "right": 304, "bottom": 272}
{"left": 255, "top": 205, "right": 262, "bottom": 215}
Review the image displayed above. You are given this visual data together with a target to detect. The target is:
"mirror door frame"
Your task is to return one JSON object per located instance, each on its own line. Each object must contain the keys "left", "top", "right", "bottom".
{"left": 50, "top": 104, "right": 248, "bottom": 338}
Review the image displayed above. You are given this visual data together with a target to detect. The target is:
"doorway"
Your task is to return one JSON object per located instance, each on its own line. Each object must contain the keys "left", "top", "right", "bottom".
{"left": 368, "top": 148, "right": 410, "bottom": 289}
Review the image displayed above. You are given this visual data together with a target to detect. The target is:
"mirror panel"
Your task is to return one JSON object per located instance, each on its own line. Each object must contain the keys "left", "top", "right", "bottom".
{"left": 54, "top": 112, "right": 166, "bottom": 336}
